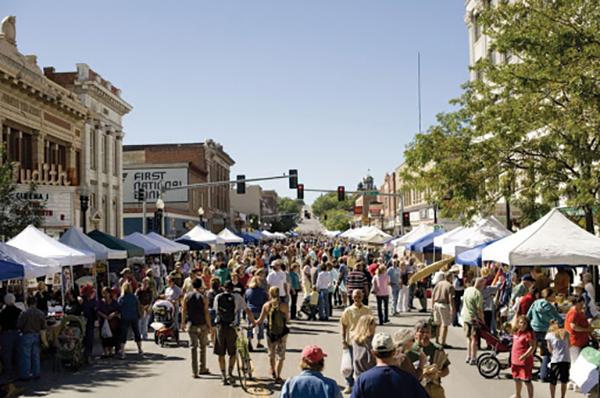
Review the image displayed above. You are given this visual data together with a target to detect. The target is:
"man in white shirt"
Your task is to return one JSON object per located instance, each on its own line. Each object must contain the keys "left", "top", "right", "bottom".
{"left": 316, "top": 263, "right": 333, "bottom": 321}
{"left": 165, "top": 277, "right": 183, "bottom": 330}
{"left": 267, "top": 260, "right": 288, "bottom": 303}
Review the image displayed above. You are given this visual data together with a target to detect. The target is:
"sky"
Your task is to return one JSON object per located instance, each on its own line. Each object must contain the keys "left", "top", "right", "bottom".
{"left": 3, "top": 1, "right": 469, "bottom": 203}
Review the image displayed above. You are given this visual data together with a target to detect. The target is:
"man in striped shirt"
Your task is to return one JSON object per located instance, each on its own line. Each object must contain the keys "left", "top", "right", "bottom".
{"left": 346, "top": 262, "right": 368, "bottom": 304}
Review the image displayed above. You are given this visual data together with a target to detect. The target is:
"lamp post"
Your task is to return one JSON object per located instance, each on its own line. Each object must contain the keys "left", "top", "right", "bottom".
{"left": 79, "top": 194, "right": 89, "bottom": 233}
{"left": 155, "top": 198, "right": 165, "bottom": 236}
{"left": 198, "top": 207, "right": 205, "bottom": 228}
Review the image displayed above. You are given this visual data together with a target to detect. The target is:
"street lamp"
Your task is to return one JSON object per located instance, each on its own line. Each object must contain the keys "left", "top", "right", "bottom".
{"left": 198, "top": 207, "right": 205, "bottom": 228}
{"left": 155, "top": 198, "right": 165, "bottom": 235}
{"left": 79, "top": 194, "right": 89, "bottom": 233}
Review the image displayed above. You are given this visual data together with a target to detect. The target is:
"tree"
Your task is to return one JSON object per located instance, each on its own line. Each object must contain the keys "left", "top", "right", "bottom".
{"left": 312, "top": 193, "right": 354, "bottom": 217}
{"left": 270, "top": 197, "right": 302, "bottom": 232}
{"left": 322, "top": 208, "right": 352, "bottom": 232}
{"left": 0, "top": 154, "right": 46, "bottom": 239}
{"left": 403, "top": 0, "right": 600, "bottom": 230}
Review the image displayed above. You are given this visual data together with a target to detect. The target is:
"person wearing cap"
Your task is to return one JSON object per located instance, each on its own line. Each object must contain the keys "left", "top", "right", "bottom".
{"left": 351, "top": 333, "right": 428, "bottom": 398}
{"left": 340, "top": 289, "right": 371, "bottom": 394}
{"left": 80, "top": 285, "right": 98, "bottom": 363}
{"left": 267, "top": 260, "right": 289, "bottom": 303}
{"left": 280, "top": 345, "right": 341, "bottom": 398}
{"left": 16, "top": 296, "right": 47, "bottom": 380}
{"left": 168, "top": 263, "right": 184, "bottom": 288}
{"left": 392, "top": 328, "right": 426, "bottom": 380}
{"left": 461, "top": 277, "right": 485, "bottom": 365}
{"left": 431, "top": 272, "right": 455, "bottom": 349}
{"left": 119, "top": 267, "right": 138, "bottom": 292}
{"left": 182, "top": 278, "right": 212, "bottom": 378}
{"left": 0, "top": 293, "right": 22, "bottom": 377}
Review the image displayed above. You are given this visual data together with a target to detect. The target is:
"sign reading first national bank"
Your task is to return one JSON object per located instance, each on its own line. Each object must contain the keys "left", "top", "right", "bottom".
{"left": 123, "top": 167, "right": 189, "bottom": 204}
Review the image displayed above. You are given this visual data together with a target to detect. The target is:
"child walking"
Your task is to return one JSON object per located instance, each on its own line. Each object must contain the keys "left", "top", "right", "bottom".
{"left": 546, "top": 321, "right": 571, "bottom": 398}
{"left": 510, "top": 315, "right": 536, "bottom": 398}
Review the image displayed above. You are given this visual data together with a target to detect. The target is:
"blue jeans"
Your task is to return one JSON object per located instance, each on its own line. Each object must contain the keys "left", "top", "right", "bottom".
{"left": 318, "top": 289, "right": 330, "bottom": 320}
{"left": 535, "top": 331, "right": 550, "bottom": 380}
{"left": 247, "top": 309, "right": 264, "bottom": 340}
{"left": 18, "top": 333, "right": 40, "bottom": 380}
{"left": 345, "top": 345, "right": 354, "bottom": 387}
{"left": 390, "top": 285, "right": 400, "bottom": 314}
{"left": 1, "top": 330, "right": 19, "bottom": 377}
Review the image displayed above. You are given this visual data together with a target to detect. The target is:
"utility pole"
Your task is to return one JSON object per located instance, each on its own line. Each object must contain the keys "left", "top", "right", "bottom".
{"left": 418, "top": 52, "right": 422, "bottom": 134}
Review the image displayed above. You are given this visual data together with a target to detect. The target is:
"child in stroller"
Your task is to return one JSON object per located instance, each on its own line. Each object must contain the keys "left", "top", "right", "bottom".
{"left": 56, "top": 315, "right": 85, "bottom": 369}
{"left": 151, "top": 298, "right": 179, "bottom": 346}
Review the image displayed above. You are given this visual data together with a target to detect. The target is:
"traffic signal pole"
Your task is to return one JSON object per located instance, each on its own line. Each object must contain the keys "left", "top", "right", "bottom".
{"left": 161, "top": 174, "right": 293, "bottom": 193}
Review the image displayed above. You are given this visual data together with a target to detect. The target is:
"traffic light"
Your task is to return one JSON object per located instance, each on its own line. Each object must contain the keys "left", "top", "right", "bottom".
{"left": 289, "top": 169, "right": 298, "bottom": 189}
{"left": 402, "top": 211, "right": 411, "bottom": 227}
{"left": 337, "top": 186, "right": 345, "bottom": 201}
{"left": 297, "top": 184, "right": 304, "bottom": 200}
{"left": 236, "top": 175, "right": 245, "bottom": 194}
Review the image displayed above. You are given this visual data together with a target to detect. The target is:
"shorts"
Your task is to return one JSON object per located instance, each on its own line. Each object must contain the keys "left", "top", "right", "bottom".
{"left": 463, "top": 322, "right": 479, "bottom": 338}
{"left": 433, "top": 303, "right": 452, "bottom": 327}
{"left": 214, "top": 324, "right": 237, "bottom": 357}
{"left": 267, "top": 334, "right": 287, "bottom": 361}
{"left": 548, "top": 362, "right": 570, "bottom": 385}
{"left": 511, "top": 364, "right": 533, "bottom": 382}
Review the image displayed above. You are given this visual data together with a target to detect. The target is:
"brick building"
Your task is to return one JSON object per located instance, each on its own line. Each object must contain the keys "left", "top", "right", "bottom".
{"left": 122, "top": 140, "right": 235, "bottom": 237}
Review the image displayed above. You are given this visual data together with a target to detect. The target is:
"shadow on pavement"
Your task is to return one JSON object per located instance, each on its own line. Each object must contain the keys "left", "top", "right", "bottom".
{"left": 18, "top": 352, "right": 183, "bottom": 397}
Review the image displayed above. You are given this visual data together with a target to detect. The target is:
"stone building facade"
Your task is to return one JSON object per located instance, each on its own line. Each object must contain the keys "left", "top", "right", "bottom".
{"left": 0, "top": 16, "right": 87, "bottom": 237}
{"left": 45, "top": 64, "right": 132, "bottom": 237}
{"left": 122, "top": 141, "right": 235, "bottom": 237}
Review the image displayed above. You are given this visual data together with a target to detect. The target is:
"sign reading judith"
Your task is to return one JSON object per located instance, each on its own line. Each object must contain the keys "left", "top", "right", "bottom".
{"left": 123, "top": 167, "right": 188, "bottom": 203}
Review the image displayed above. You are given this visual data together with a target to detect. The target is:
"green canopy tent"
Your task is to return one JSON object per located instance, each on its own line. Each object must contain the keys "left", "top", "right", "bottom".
{"left": 87, "top": 230, "right": 145, "bottom": 258}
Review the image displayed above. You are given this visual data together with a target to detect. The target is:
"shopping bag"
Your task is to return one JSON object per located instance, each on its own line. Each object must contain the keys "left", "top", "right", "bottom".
{"left": 101, "top": 320, "right": 112, "bottom": 339}
{"left": 340, "top": 348, "right": 352, "bottom": 378}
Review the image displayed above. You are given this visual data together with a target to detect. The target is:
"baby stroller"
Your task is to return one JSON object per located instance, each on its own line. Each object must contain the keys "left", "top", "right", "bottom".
{"left": 476, "top": 320, "right": 542, "bottom": 379}
{"left": 299, "top": 295, "right": 317, "bottom": 320}
{"left": 56, "top": 315, "right": 85, "bottom": 370}
{"left": 151, "top": 300, "right": 179, "bottom": 347}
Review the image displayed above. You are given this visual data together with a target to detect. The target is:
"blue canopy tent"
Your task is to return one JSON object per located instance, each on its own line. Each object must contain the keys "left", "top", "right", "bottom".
{"left": 239, "top": 233, "right": 259, "bottom": 244}
{"left": 0, "top": 259, "right": 25, "bottom": 281}
{"left": 406, "top": 230, "right": 445, "bottom": 253}
{"left": 456, "top": 240, "right": 499, "bottom": 266}
{"left": 175, "top": 239, "right": 209, "bottom": 251}
{"left": 249, "top": 231, "right": 265, "bottom": 241}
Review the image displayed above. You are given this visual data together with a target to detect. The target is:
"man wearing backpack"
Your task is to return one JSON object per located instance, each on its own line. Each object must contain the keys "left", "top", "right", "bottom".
{"left": 213, "top": 281, "right": 256, "bottom": 385}
{"left": 182, "top": 278, "right": 212, "bottom": 378}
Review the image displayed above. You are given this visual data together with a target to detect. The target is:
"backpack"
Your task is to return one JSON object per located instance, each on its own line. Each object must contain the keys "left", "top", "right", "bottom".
{"left": 267, "top": 303, "right": 289, "bottom": 342}
{"left": 216, "top": 292, "right": 236, "bottom": 326}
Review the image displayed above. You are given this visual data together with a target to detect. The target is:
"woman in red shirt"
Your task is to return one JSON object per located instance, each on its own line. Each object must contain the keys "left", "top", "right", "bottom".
{"left": 511, "top": 315, "right": 536, "bottom": 398}
{"left": 564, "top": 296, "right": 590, "bottom": 361}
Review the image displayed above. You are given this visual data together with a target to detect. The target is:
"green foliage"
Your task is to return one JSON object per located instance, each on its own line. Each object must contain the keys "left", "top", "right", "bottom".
{"left": 0, "top": 155, "right": 46, "bottom": 239}
{"left": 312, "top": 192, "right": 354, "bottom": 218}
{"left": 322, "top": 208, "right": 352, "bottom": 232}
{"left": 270, "top": 197, "right": 302, "bottom": 232}
{"left": 403, "top": 0, "right": 600, "bottom": 230}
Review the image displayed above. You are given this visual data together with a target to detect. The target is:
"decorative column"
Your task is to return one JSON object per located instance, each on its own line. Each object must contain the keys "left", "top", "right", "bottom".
{"left": 115, "top": 131, "right": 124, "bottom": 237}
{"left": 105, "top": 128, "right": 114, "bottom": 235}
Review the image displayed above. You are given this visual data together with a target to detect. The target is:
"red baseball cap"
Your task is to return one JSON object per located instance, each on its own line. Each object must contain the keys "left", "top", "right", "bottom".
{"left": 301, "top": 345, "right": 327, "bottom": 364}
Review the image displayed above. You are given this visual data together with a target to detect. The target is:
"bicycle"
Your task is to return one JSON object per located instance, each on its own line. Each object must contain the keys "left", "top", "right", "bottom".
{"left": 235, "top": 325, "right": 254, "bottom": 388}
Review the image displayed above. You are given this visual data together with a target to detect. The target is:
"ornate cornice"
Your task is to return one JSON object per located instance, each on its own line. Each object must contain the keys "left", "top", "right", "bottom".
{"left": 78, "top": 81, "right": 132, "bottom": 116}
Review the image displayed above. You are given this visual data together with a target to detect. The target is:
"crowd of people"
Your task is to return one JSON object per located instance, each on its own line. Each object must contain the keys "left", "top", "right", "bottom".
{"left": 0, "top": 235, "right": 598, "bottom": 398}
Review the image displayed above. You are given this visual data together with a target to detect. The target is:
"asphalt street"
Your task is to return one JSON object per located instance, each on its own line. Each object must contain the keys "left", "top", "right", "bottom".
{"left": 19, "top": 303, "right": 583, "bottom": 398}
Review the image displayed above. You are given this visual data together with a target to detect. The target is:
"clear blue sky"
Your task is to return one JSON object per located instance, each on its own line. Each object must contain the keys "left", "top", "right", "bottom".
{"left": 4, "top": 1, "right": 469, "bottom": 203}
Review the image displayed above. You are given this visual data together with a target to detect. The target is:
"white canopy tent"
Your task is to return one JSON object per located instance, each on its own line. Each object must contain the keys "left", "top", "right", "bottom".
{"left": 273, "top": 232, "right": 287, "bottom": 240}
{"left": 340, "top": 226, "right": 371, "bottom": 240}
{"left": 391, "top": 224, "right": 435, "bottom": 247}
{"left": 217, "top": 228, "right": 244, "bottom": 245}
{"left": 124, "top": 233, "right": 162, "bottom": 255}
{"left": 358, "top": 228, "right": 392, "bottom": 245}
{"left": 433, "top": 226, "right": 466, "bottom": 249}
{"left": 145, "top": 232, "right": 190, "bottom": 254}
{"left": 442, "top": 217, "right": 512, "bottom": 257}
{"left": 261, "top": 231, "right": 276, "bottom": 240}
{"left": 60, "top": 227, "right": 127, "bottom": 261}
{"left": 0, "top": 242, "right": 60, "bottom": 279}
{"left": 322, "top": 230, "right": 341, "bottom": 238}
{"left": 8, "top": 225, "right": 95, "bottom": 266}
{"left": 482, "top": 208, "right": 600, "bottom": 266}
{"left": 179, "top": 225, "right": 224, "bottom": 245}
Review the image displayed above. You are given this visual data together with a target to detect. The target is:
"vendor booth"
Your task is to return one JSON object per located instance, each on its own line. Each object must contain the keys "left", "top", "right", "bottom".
{"left": 218, "top": 228, "right": 244, "bottom": 245}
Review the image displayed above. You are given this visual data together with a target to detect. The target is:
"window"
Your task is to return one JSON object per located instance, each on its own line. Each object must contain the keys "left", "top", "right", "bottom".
{"left": 102, "top": 134, "right": 108, "bottom": 173}
{"left": 113, "top": 139, "right": 118, "bottom": 176}
{"left": 75, "top": 150, "right": 81, "bottom": 185}
{"left": 90, "top": 129, "right": 96, "bottom": 170}
{"left": 20, "top": 132, "right": 33, "bottom": 170}
{"left": 103, "top": 195, "right": 109, "bottom": 231}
